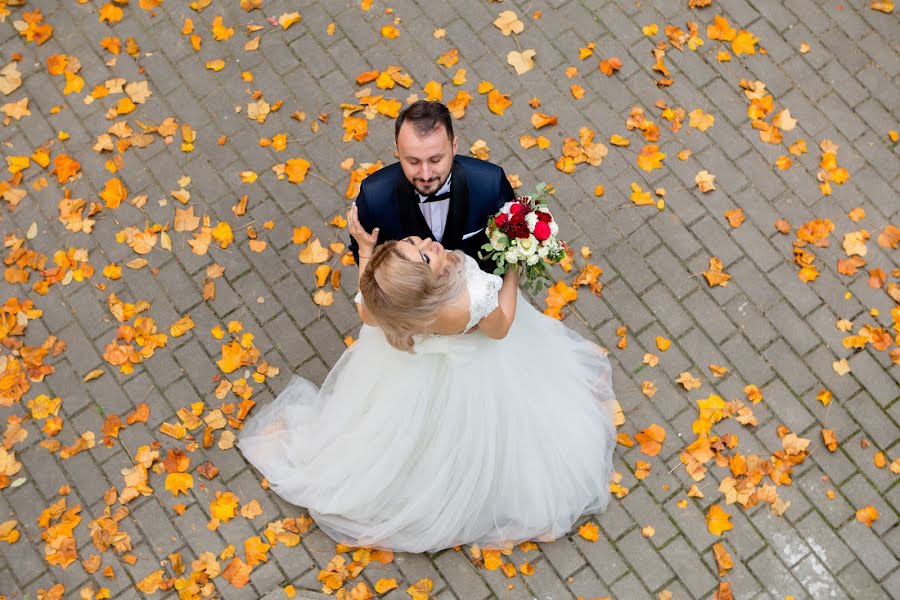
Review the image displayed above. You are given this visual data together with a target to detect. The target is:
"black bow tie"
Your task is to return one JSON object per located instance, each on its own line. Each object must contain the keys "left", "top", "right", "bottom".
{"left": 420, "top": 190, "right": 451, "bottom": 204}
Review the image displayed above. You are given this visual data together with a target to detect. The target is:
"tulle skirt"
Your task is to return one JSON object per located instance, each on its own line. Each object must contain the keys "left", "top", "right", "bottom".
{"left": 238, "top": 292, "right": 618, "bottom": 553}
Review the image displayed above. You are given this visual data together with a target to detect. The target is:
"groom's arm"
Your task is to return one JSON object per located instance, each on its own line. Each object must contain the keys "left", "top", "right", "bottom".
{"left": 497, "top": 167, "right": 515, "bottom": 208}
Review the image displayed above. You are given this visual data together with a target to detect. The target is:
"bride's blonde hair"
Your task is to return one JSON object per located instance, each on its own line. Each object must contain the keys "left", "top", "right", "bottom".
{"left": 360, "top": 241, "right": 467, "bottom": 352}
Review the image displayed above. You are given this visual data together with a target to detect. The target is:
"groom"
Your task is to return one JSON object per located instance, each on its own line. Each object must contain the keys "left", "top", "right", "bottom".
{"left": 348, "top": 100, "right": 515, "bottom": 273}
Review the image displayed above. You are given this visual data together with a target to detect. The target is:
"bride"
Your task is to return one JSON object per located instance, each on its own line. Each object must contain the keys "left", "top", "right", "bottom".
{"left": 238, "top": 206, "right": 618, "bottom": 553}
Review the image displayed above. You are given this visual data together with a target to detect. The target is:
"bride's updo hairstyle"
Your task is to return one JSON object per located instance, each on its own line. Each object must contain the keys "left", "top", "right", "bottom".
{"left": 360, "top": 241, "right": 466, "bottom": 352}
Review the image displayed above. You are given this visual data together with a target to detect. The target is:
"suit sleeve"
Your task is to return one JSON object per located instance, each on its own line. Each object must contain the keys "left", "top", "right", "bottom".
{"left": 497, "top": 167, "right": 515, "bottom": 209}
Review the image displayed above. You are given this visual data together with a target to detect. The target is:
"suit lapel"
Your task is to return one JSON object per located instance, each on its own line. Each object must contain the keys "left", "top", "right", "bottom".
{"left": 441, "top": 159, "right": 468, "bottom": 249}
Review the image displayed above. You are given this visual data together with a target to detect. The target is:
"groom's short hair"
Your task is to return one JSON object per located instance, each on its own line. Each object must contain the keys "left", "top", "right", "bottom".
{"left": 395, "top": 100, "right": 454, "bottom": 142}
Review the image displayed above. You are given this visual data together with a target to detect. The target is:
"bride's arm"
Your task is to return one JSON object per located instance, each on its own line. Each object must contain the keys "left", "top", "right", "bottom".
{"left": 348, "top": 203, "right": 380, "bottom": 327}
{"left": 476, "top": 268, "right": 519, "bottom": 339}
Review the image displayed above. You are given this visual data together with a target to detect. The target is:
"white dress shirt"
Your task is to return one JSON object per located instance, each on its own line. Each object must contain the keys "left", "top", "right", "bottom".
{"left": 416, "top": 173, "right": 452, "bottom": 242}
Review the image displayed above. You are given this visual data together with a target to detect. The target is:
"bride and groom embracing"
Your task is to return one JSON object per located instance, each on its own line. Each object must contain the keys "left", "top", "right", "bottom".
{"left": 238, "top": 100, "right": 619, "bottom": 553}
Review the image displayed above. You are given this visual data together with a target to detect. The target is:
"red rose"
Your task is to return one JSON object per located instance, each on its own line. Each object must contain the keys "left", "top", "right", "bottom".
{"left": 533, "top": 220, "right": 551, "bottom": 241}
{"left": 537, "top": 211, "right": 553, "bottom": 223}
{"left": 494, "top": 213, "right": 508, "bottom": 227}
{"left": 509, "top": 202, "right": 525, "bottom": 215}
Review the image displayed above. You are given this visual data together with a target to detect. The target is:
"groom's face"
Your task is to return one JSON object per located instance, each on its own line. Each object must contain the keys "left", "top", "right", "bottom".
{"left": 396, "top": 122, "right": 458, "bottom": 196}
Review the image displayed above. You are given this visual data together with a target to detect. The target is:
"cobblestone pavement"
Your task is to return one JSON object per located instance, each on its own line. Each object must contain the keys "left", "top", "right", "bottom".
{"left": 0, "top": 0, "right": 898, "bottom": 599}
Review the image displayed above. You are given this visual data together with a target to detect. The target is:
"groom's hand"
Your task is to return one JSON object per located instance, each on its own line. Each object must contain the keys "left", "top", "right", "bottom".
{"left": 348, "top": 203, "right": 379, "bottom": 253}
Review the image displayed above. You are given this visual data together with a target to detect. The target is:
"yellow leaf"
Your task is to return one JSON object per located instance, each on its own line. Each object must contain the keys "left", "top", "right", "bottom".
{"left": 292, "top": 226, "right": 312, "bottom": 245}
{"left": 375, "top": 579, "right": 398, "bottom": 594}
{"left": 63, "top": 71, "right": 84, "bottom": 95}
{"left": 206, "top": 59, "right": 225, "bottom": 71}
{"left": 424, "top": 80, "right": 442, "bottom": 101}
{"left": 695, "top": 170, "right": 716, "bottom": 192}
{"left": 6, "top": 156, "right": 30, "bottom": 174}
{"left": 83, "top": 369, "right": 105, "bottom": 382}
{"left": 493, "top": 10, "right": 524, "bottom": 35}
{"left": 164, "top": 472, "right": 193, "bottom": 496}
{"left": 637, "top": 145, "right": 666, "bottom": 171}
{"left": 98, "top": 3, "right": 124, "bottom": 23}
{"left": 170, "top": 315, "right": 195, "bottom": 338}
{"left": 99, "top": 178, "right": 127, "bottom": 208}
{"left": 212, "top": 15, "right": 234, "bottom": 40}
{"left": 240, "top": 170, "right": 258, "bottom": 183}
{"left": 313, "top": 289, "right": 333, "bottom": 307}
{"left": 299, "top": 238, "right": 330, "bottom": 264}
{"left": 655, "top": 336, "right": 670, "bottom": 351}
{"left": 507, "top": 49, "right": 536, "bottom": 75}
{"left": 630, "top": 182, "right": 653, "bottom": 205}
{"left": 285, "top": 158, "right": 310, "bottom": 183}
{"left": 380, "top": 24, "right": 400, "bottom": 39}
{"left": 688, "top": 108, "right": 714, "bottom": 131}
{"left": 437, "top": 48, "right": 460, "bottom": 68}
{"left": 314, "top": 265, "right": 331, "bottom": 288}
{"left": 407, "top": 578, "right": 433, "bottom": 600}
{"left": 485, "top": 89, "right": 512, "bottom": 116}
{"left": 244, "top": 536, "right": 270, "bottom": 566}
{"left": 635, "top": 424, "right": 666, "bottom": 456}
{"left": 707, "top": 15, "right": 736, "bottom": 41}
{"left": 609, "top": 134, "right": 630, "bottom": 147}
{"left": 279, "top": 12, "right": 302, "bottom": 29}
{"left": 706, "top": 504, "right": 733, "bottom": 535}
{"left": 642, "top": 24, "right": 659, "bottom": 36}
{"left": 725, "top": 208, "right": 744, "bottom": 228}
{"left": 732, "top": 30, "right": 759, "bottom": 55}
{"left": 578, "top": 521, "right": 599, "bottom": 542}
{"left": 210, "top": 491, "right": 239, "bottom": 522}
{"left": 211, "top": 221, "right": 234, "bottom": 248}
{"left": 855, "top": 505, "right": 878, "bottom": 527}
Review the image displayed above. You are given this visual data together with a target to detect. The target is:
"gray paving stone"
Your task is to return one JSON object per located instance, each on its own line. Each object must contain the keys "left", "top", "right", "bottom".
{"left": 538, "top": 537, "right": 585, "bottom": 580}
{"left": 838, "top": 519, "right": 899, "bottom": 580}
{"left": 573, "top": 534, "right": 628, "bottom": 586}
{"left": 796, "top": 508, "right": 854, "bottom": 574}
{"left": 748, "top": 548, "right": 806, "bottom": 599}
{"left": 837, "top": 560, "right": 892, "bottom": 600}
{"left": 792, "top": 553, "right": 848, "bottom": 600}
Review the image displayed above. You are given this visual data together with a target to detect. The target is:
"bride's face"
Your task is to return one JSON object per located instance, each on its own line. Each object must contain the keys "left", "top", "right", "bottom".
{"left": 397, "top": 236, "right": 446, "bottom": 276}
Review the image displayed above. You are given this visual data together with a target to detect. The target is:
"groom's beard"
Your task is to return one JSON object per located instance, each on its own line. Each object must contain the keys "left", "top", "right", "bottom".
{"left": 412, "top": 173, "right": 449, "bottom": 195}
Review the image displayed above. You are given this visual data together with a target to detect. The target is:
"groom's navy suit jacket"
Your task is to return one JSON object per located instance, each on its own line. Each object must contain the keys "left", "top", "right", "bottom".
{"left": 349, "top": 156, "right": 516, "bottom": 273}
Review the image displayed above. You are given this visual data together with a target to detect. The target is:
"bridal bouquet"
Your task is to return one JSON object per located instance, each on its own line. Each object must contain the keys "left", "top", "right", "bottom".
{"left": 479, "top": 182, "right": 567, "bottom": 291}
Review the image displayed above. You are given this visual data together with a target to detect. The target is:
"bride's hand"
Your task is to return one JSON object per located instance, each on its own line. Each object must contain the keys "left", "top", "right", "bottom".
{"left": 348, "top": 203, "right": 379, "bottom": 253}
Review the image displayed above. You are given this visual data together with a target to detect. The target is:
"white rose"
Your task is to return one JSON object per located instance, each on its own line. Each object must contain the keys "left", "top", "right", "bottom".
{"left": 504, "top": 250, "right": 519, "bottom": 263}
{"left": 526, "top": 253, "right": 541, "bottom": 265}
{"left": 517, "top": 235, "right": 538, "bottom": 256}
{"left": 525, "top": 212, "right": 538, "bottom": 229}
{"left": 490, "top": 230, "right": 508, "bottom": 250}
{"left": 549, "top": 220, "right": 559, "bottom": 236}
{"left": 537, "top": 244, "right": 549, "bottom": 258}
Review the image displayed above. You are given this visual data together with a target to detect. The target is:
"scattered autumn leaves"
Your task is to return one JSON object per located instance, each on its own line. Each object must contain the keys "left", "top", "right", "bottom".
{"left": 0, "top": 2, "right": 898, "bottom": 599}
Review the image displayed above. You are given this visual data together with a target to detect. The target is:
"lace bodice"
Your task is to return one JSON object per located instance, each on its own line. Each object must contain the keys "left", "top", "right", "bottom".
{"left": 354, "top": 254, "right": 502, "bottom": 334}
{"left": 461, "top": 254, "right": 503, "bottom": 331}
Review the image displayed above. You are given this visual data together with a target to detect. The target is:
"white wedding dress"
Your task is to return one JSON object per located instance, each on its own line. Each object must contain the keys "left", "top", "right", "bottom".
{"left": 238, "top": 255, "right": 618, "bottom": 552}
